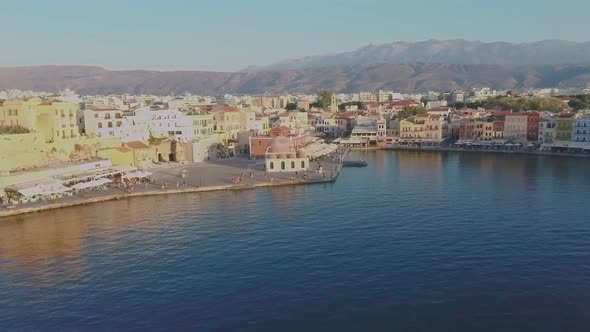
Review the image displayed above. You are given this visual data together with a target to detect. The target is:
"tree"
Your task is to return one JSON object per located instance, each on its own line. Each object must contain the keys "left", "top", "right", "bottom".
{"left": 402, "top": 106, "right": 427, "bottom": 116}
{"left": 317, "top": 90, "right": 335, "bottom": 108}
{"left": 451, "top": 101, "right": 466, "bottom": 109}
{"left": 338, "top": 101, "right": 364, "bottom": 111}
{"left": 420, "top": 96, "right": 430, "bottom": 106}
{"left": 0, "top": 125, "right": 30, "bottom": 134}
{"left": 568, "top": 95, "right": 590, "bottom": 110}
{"left": 285, "top": 102, "right": 297, "bottom": 111}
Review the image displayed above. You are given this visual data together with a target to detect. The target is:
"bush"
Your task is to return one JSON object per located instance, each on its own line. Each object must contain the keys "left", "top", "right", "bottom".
{"left": 0, "top": 125, "right": 30, "bottom": 134}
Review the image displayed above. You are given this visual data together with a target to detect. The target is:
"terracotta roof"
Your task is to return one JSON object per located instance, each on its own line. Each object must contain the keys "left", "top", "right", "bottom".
{"left": 269, "top": 126, "right": 292, "bottom": 133}
{"left": 392, "top": 100, "right": 418, "bottom": 107}
{"left": 428, "top": 107, "right": 450, "bottom": 113}
{"left": 210, "top": 105, "right": 238, "bottom": 112}
{"left": 89, "top": 107, "right": 122, "bottom": 111}
{"left": 116, "top": 146, "right": 133, "bottom": 153}
{"left": 37, "top": 99, "right": 64, "bottom": 106}
{"left": 125, "top": 141, "right": 150, "bottom": 149}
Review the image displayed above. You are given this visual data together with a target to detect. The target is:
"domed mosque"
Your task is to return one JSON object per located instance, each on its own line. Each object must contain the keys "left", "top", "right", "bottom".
{"left": 265, "top": 136, "right": 309, "bottom": 172}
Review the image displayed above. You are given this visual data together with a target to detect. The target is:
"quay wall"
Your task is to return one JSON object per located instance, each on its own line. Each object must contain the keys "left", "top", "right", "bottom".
{"left": 0, "top": 175, "right": 338, "bottom": 219}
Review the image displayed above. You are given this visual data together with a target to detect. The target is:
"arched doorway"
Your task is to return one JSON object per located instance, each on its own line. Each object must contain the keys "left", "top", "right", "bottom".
{"left": 169, "top": 140, "right": 177, "bottom": 162}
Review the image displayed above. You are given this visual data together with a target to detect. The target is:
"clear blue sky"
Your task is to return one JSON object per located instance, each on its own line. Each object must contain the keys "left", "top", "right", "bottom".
{"left": 1, "top": 0, "right": 588, "bottom": 72}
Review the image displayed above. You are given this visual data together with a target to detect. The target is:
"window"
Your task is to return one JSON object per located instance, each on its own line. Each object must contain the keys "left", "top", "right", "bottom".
{"left": 281, "top": 161, "right": 285, "bottom": 170}
{"left": 98, "top": 122, "right": 102, "bottom": 128}
{"left": 301, "top": 161, "right": 305, "bottom": 168}
{"left": 94, "top": 114, "right": 98, "bottom": 118}
{"left": 270, "top": 162, "right": 274, "bottom": 170}
{"left": 291, "top": 161, "right": 295, "bottom": 169}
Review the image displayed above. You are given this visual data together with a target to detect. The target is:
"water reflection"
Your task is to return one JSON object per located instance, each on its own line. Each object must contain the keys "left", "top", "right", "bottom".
{"left": 0, "top": 209, "right": 88, "bottom": 288}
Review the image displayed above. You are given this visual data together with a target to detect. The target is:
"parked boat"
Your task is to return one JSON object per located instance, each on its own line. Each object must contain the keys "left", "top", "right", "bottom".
{"left": 342, "top": 160, "right": 368, "bottom": 167}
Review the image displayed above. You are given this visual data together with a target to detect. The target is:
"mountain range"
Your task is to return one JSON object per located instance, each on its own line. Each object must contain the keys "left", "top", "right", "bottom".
{"left": 0, "top": 40, "right": 589, "bottom": 95}
{"left": 243, "top": 39, "right": 590, "bottom": 72}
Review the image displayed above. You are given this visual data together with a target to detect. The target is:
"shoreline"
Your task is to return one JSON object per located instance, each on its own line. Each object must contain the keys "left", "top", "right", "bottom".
{"left": 380, "top": 146, "right": 590, "bottom": 158}
{"left": 0, "top": 176, "right": 337, "bottom": 218}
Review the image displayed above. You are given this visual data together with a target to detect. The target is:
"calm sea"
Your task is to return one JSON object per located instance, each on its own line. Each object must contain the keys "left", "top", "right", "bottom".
{"left": 1, "top": 151, "right": 590, "bottom": 331}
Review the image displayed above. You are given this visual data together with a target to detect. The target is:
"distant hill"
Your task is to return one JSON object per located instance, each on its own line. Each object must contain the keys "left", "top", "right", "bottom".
{"left": 1, "top": 64, "right": 590, "bottom": 95}
{"left": 243, "top": 40, "right": 590, "bottom": 72}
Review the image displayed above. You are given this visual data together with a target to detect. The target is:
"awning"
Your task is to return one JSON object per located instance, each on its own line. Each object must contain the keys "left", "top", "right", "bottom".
{"left": 16, "top": 183, "right": 73, "bottom": 197}
{"left": 122, "top": 171, "right": 153, "bottom": 179}
{"left": 72, "top": 178, "right": 113, "bottom": 190}
{"left": 18, "top": 186, "right": 44, "bottom": 197}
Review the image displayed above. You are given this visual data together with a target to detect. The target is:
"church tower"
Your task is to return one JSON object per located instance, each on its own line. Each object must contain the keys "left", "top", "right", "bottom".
{"left": 330, "top": 94, "right": 338, "bottom": 113}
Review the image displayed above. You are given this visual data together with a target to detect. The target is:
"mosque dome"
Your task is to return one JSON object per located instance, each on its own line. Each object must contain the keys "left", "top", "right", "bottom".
{"left": 267, "top": 136, "right": 294, "bottom": 154}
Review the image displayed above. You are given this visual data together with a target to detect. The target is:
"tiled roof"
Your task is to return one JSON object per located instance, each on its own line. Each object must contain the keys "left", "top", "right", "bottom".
{"left": 270, "top": 126, "right": 291, "bottom": 133}
{"left": 392, "top": 100, "right": 418, "bottom": 107}
{"left": 89, "top": 107, "right": 122, "bottom": 111}
{"left": 125, "top": 141, "right": 151, "bottom": 149}
{"left": 116, "top": 146, "right": 133, "bottom": 153}
{"left": 211, "top": 105, "right": 238, "bottom": 112}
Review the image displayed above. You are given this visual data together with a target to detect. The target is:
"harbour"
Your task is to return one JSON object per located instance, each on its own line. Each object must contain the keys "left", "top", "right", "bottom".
{"left": 2, "top": 150, "right": 589, "bottom": 331}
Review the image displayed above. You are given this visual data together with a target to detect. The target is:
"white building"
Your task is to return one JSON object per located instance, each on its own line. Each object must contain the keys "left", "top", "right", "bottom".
{"left": 83, "top": 107, "right": 149, "bottom": 142}
{"left": 539, "top": 117, "right": 556, "bottom": 143}
{"left": 149, "top": 109, "right": 194, "bottom": 142}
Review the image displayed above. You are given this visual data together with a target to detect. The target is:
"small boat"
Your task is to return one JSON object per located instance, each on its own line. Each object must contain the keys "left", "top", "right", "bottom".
{"left": 342, "top": 160, "right": 368, "bottom": 167}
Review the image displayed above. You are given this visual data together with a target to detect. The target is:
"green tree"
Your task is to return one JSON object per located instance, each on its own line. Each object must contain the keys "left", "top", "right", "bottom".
{"left": 285, "top": 102, "right": 297, "bottom": 111}
{"left": 402, "top": 106, "right": 428, "bottom": 116}
{"left": 0, "top": 125, "right": 30, "bottom": 134}
{"left": 420, "top": 96, "right": 430, "bottom": 106}
{"left": 338, "top": 101, "right": 364, "bottom": 111}
{"left": 451, "top": 101, "right": 466, "bottom": 109}
{"left": 568, "top": 95, "right": 590, "bottom": 110}
{"left": 317, "top": 90, "right": 335, "bottom": 108}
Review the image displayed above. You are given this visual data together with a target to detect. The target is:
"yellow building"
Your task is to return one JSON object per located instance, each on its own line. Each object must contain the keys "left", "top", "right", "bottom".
{"left": 104, "top": 141, "right": 153, "bottom": 169}
{"left": 109, "top": 146, "right": 135, "bottom": 167}
{"left": 400, "top": 119, "right": 424, "bottom": 139}
{"left": 188, "top": 113, "right": 215, "bottom": 136}
{"left": 255, "top": 115, "right": 271, "bottom": 135}
{"left": 0, "top": 98, "right": 80, "bottom": 142}
{"left": 555, "top": 114, "right": 574, "bottom": 142}
{"left": 210, "top": 105, "right": 243, "bottom": 138}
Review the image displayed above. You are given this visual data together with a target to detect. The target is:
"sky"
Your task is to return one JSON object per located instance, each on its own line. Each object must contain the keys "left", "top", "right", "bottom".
{"left": 0, "top": 0, "right": 589, "bottom": 72}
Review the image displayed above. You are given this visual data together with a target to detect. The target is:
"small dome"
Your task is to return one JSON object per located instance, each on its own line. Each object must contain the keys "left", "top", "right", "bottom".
{"left": 296, "top": 150, "right": 306, "bottom": 158}
{"left": 287, "top": 153, "right": 297, "bottom": 158}
{"left": 277, "top": 153, "right": 287, "bottom": 159}
{"left": 267, "top": 154, "right": 277, "bottom": 159}
{"left": 268, "top": 136, "right": 294, "bottom": 154}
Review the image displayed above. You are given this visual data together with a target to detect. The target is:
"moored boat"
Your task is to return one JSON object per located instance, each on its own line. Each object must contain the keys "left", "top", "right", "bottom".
{"left": 342, "top": 160, "right": 368, "bottom": 167}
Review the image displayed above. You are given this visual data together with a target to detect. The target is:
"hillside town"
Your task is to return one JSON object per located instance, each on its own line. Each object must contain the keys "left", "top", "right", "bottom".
{"left": 1, "top": 86, "right": 590, "bottom": 209}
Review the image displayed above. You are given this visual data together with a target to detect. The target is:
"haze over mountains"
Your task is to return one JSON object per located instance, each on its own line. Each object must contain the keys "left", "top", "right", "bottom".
{"left": 0, "top": 40, "right": 589, "bottom": 95}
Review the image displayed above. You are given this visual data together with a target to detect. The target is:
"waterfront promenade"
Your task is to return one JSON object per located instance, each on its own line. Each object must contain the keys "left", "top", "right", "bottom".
{"left": 0, "top": 158, "right": 342, "bottom": 218}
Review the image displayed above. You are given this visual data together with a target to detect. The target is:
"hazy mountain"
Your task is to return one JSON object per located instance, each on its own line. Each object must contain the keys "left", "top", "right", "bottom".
{"left": 1, "top": 64, "right": 590, "bottom": 95}
{"left": 243, "top": 40, "right": 590, "bottom": 72}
